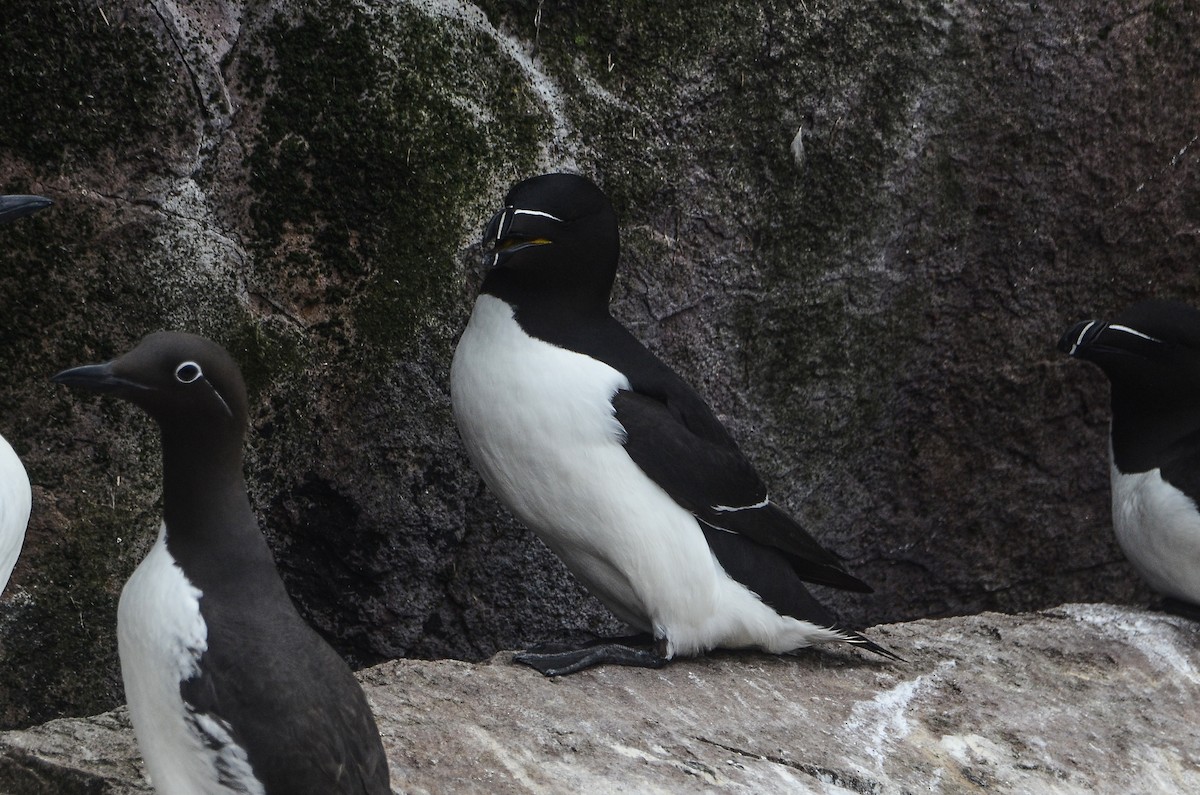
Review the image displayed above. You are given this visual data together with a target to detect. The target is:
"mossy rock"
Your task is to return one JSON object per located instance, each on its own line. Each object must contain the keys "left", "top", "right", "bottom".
{"left": 0, "top": 0, "right": 1196, "bottom": 729}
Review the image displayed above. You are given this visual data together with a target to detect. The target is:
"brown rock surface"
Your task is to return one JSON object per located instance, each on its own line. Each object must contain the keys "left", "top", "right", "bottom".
{"left": 1, "top": 604, "right": 1197, "bottom": 794}
{"left": 0, "top": 0, "right": 1197, "bottom": 726}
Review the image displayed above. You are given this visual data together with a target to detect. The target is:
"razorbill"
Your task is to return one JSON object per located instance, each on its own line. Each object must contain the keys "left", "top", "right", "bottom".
{"left": 0, "top": 194, "right": 52, "bottom": 593}
{"left": 450, "top": 173, "right": 895, "bottom": 675}
{"left": 53, "top": 332, "right": 390, "bottom": 794}
{"left": 1061, "top": 299, "right": 1200, "bottom": 613}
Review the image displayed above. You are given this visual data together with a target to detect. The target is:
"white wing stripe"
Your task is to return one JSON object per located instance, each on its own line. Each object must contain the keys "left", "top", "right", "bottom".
{"left": 1108, "top": 324, "right": 1161, "bottom": 343}
{"left": 711, "top": 496, "right": 770, "bottom": 513}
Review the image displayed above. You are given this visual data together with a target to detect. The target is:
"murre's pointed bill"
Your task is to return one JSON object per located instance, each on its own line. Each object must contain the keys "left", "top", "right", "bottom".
{"left": 1061, "top": 299, "right": 1200, "bottom": 617}
{"left": 54, "top": 332, "right": 390, "bottom": 793}
{"left": 451, "top": 173, "right": 896, "bottom": 676}
{"left": 50, "top": 362, "right": 150, "bottom": 394}
{"left": 0, "top": 195, "right": 52, "bottom": 224}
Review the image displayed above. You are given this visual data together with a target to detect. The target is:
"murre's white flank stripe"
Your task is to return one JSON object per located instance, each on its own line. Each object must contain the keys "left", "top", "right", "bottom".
{"left": 712, "top": 496, "right": 769, "bottom": 513}
{"left": 119, "top": 524, "right": 263, "bottom": 795}
{"left": 1108, "top": 324, "right": 1161, "bottom": 343}
{"left": 1068, "top": 320, "right": 1097, "bottom": 356}
{"left": 0, "top": 435, "right": 30, "bottom": 594}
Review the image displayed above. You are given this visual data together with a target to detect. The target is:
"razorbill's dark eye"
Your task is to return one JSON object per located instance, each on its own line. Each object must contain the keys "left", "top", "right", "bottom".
{"left": 175, "top": 361, "right": 203, "bottom": 384}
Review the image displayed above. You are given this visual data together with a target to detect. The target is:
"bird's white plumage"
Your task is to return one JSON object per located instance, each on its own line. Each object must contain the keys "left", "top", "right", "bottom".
{"left": 451, "top": 295, "right": 844, "bottom": 657}
{"left": 118, "top": 523, "right": 263, "bottom": 795}
{"left": 0, "top": 435, "right": 30, "bottom": 594}
{"left": 1111, "top": 464, "right": 1200, "bottom": 604}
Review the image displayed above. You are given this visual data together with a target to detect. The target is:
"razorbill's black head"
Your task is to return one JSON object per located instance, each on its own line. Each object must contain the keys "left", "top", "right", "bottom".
{"left": 0, "top": 195, "right": 52, "bottom": 225}
{"left": 53, "top": 332, "right": 390, "bottom": 794}
{"left": 1060, "top": 300, "right": 1200, "bottom": 474}
{"left": 1061, "top": 299, "right": 1200, "bottom": 611}
{"left": 452, "top": 173, "right": 895, "bottom": 675}
{"left": 482, "top": 172, "right": 619, "bottom": 310}
{"left": 0, "top": 195, "right": 50, "bottom": 594}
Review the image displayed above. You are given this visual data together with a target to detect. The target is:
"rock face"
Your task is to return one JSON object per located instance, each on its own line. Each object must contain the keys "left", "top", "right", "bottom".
{"left": 0, "top": 0, "right": 1197, "bottom": 726}
{"left": 0, "top": 605, "right": 1198, "bottom": 794}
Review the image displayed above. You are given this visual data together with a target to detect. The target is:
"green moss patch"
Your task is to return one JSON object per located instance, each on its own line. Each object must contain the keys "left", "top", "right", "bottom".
{"left": 245, "top": 1, "right": 546, "bottom": 363}
{"left": 0, "top": 1, "right": 190, "bottom": 169}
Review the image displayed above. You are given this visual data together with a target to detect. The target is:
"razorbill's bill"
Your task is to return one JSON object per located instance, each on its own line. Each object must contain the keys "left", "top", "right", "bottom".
{"left": 1061, "top": 299, "right": 1200, "bottom": 614}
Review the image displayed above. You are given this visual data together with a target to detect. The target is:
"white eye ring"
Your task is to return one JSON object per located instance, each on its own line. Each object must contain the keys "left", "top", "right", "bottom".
{"left": 175, "top": 361, "right": 203, "bottom": 384}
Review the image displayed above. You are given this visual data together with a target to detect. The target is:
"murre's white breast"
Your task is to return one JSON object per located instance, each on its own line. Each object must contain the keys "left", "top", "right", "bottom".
{"left": 118, "top": 523, "right": 263, "bottom": 795}
{"left": 0, "top": 435, "right": 30, "bottom": 594}
{"left": 1111, "top": 464, "right": 1200, "bottom": 604}
{"left": 451, "top": 295, "right": 846, "bottom": 656}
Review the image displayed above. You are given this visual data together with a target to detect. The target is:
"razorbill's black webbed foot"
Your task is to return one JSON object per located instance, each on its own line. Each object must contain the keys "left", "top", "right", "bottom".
{"left": 515, "top": 641, "right": 669, "bottom": 677}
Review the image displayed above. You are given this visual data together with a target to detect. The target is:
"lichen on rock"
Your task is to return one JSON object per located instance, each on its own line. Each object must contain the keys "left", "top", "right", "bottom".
{"left": 0, "top": 0, "right": 1196, "bottom": 733}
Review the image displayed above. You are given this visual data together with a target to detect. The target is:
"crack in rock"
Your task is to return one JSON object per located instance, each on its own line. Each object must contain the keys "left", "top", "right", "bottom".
{"left": 696, "top": 736, "right": 885, "bottom": 794}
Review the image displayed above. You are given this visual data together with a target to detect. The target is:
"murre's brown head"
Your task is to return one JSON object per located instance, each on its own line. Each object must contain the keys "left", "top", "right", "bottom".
{"left": 52, "top": 331, "right": 248, "bottom": 438}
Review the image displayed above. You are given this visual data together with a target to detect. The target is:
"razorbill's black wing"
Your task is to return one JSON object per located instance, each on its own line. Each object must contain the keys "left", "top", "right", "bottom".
{"left": 611, "top": 388, "right": 871, "bottom": 593}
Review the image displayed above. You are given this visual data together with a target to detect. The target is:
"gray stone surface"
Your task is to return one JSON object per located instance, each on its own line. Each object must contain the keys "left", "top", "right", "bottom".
{"left": 0, "top": 604, "right": 1197, "bottom": 794}
{"left": 0, "top": 0, "right": 1197, "bottom": 727}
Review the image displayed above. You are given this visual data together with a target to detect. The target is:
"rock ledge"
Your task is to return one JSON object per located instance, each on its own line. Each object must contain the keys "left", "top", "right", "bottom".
{"left": 1, "top": 604, "right": 1197, "bottom": 794}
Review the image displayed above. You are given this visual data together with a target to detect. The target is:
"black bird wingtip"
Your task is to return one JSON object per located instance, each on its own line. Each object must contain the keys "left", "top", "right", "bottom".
{"left": 795, "top": 565, "right": 874, "bottom": 594}
{"left": 843, "top": 632, "right": 905, "bottom": 663}
{"left": 821, "top": 568, "right": 875, "bottom": 594}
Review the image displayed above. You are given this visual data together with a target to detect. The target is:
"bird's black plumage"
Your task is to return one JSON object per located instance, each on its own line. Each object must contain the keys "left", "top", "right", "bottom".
{"left": 1060, "top": 299, "right": 1200, "bottom": 483}
{"left": 54, "top": 332, "right": 390, "bottom": 794}
{"left": 1060, "top": 298, "right": 1200, "bottom": 612}
{"left": 462, "top": 173, "right": 889, "bottom": 668}
{"left": 483, "top": 174, "right": 871, "bottom": 598}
